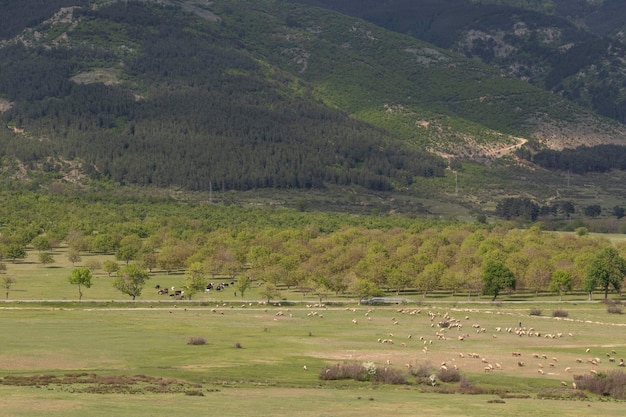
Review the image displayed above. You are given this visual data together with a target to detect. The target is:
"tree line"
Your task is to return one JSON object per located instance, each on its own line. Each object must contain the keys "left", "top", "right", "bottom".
{"left": 1, "top": 191, "right": 624, "bottom": 302}
{"left": 528, "top": 144, "right": 626, "bottom": 174}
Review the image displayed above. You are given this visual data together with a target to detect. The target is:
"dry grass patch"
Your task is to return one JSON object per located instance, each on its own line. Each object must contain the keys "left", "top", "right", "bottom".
{"left": 0, "top": 373, "right": 203, "bottom": 395}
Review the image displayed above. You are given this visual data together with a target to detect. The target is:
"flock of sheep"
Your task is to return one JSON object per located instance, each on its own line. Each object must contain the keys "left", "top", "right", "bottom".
{"left": 288, "top": 304, "right": 626, "bottom": 387}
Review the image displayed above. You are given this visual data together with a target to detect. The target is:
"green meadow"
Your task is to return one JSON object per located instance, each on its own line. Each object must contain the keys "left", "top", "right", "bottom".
{"left": 2, "top": 247, "right": 626, "bottom": 417}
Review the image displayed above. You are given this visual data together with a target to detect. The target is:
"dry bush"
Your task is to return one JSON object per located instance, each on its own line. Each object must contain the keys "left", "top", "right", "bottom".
{"left": 576, "top": 370, "right": 626, "bottom": 399}
{"left": 607, "top": 305, "right": 623, "bottom": 314}
{"left": 371, "top": 367, "right": 408, "bottom": 385}
{"left": 437, "top": 367, "right": 461, "bottom": 383}
{"left": 410, "top": 361, "right": 433, "bottom": 378}
{"left": 319, "top": 362, "right": 367, "bottom": 381}
{"left": 529, "top": 308, "right": 542, "bottom": 316}
{"left": 187, "top": 337, "right": 207, "bottom": 345}
{"left": 552, "top": 309, "right": 569, "bottom": 318}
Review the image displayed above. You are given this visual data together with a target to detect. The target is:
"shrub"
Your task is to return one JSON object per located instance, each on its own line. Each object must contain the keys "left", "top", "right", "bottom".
{"left": 319, "top": 362, "right": 368, "bottom": 381}
{"left": 410, "top": 361, "right": 433, "bottom": 378}
{"left": 529, "top": 308, "right": 542, "bottom": 316}
{"left": 371, "top": 367, "right": 408, "bottom": 385}
{"left": 235, "top": 341, "right": 243, "bottom": 348}
{"left": 437, "top": 367, "right": 461, "bottom": 383}
{"left": 552, "top": 309, "right": 569, "bottom": 318}
{"left": 187, "top": 337, "right": 206, "bottom": 345}
{"left": 576, "top": 370, "right": 626, "bottom": 399}
{"left": 607, "top": 305, "right": 623, "bottom": 314}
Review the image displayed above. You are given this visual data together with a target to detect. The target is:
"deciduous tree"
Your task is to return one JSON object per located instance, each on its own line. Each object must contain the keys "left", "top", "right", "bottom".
{"left": 184, "top": 262, "right": 207, "bottom": 299}
{"left": 113, "top": 265, "right": 149, "bottom": 300}
{"left": 234, "top": 275, "right": 251, "bottom": 299}
{"left": 68, "top": 267, "right": 92, "bottom": 301}
{"left": 482, "top": 260, "right": 516, "bottom": 301}
{"left": 549, "top": 269, "right": 573, "bottom": 301}
{"left": 39, "top": 252, "right": 55, "bottom": 268}
{"left": 259, "top": 282, "right": 280, "bottom": 304}
{"left": 584, "top": 247, "right": 626, "bottom": 300}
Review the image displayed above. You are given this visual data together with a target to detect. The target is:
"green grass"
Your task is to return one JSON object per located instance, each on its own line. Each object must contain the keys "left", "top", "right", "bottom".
{"left": 3, "top": 247, "right": 626, "bottom": 415}
{"left": 2, "top": 298, "right": 626, "bottom": 416}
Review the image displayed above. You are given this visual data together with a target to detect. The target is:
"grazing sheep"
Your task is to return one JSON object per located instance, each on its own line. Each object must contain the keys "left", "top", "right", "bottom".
{"left": 565, "top": 367, "right": 572, "bottom": 372}
{"left": 303, "top": 365, "right": 308, "bottom": 371}
{"left": 619, "top": 359, "right": 625, "bottom": 367}
{"left": 561, "top": 381, "right": 568, "bottom": 386}
{"left": 518, "top": 361, "right": 525, "bottom": 367}
{"left": 537, "top": 369, "right": 544, "bottom": 375}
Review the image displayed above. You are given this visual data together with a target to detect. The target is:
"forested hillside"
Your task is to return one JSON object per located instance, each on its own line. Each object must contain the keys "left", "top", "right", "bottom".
{"left": 1, "top": 0, "right": 626, "bottom": 213}
{"left": 0, "top": 2, "right": 446, "bottom": 192}
{"left": 293, "top": 0, "right": 626, "bottom": 126}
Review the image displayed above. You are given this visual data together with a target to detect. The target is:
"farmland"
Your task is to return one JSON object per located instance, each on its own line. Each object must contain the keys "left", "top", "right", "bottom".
{"left": 1, "top": 285, "right": 626, "bottom": 415}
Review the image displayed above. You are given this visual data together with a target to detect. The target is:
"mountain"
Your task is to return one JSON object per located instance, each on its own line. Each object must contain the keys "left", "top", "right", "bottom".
{"left": 290, "top": 0, "right": 626, "bottom": 128}
{"left": 1, "top": 0, "right": 626, "bottom": 216}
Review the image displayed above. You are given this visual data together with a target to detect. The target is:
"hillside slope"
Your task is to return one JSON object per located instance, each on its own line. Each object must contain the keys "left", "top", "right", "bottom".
{"left": 0, "top": 0, "right": 625, "bottom": 201}
{"left": 291, "top": 0, "right": 626, "bottom": 130}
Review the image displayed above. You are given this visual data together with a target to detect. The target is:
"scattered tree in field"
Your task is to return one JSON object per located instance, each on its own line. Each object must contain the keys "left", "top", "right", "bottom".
{"left": 31, "top": 235, "right": 51, "bottom": 253}
{"left": 2, "top": 276, "right": 14, "bottom": 300}
{"left": 113, "top": 265, "right": 149, "bottom": 300}
{"left": 85, "top": 259, "right": 101, "bottom": 272}
{"left": 549, "top": 269, "right": 573, "bottom": 301}
{"left": 234, "top": 275, "right": 251, "bottom": 299}
{"left": 1, "top": 263, "right": 13, "bottom": 300}
{"left": 584, "top": 247, "right": 626, "bottom": 300}
{"left": 4, "top": 243, "right": 26, "bottom": 262}
{"left": 103, "top": 260, "right": 119, "bottom": 277}
{"left": 67, "top": 248, "right": 81, "bottom": 266}
{"left": 184, "top": 262, "right": 207, "bottom": 299}
{"left": 116, "top": 234, "right": 142, "bottom": 265}
{"left": 39, "top": 252, "right": 55, "bottom": 268}
{"left": 613, "top": 205, "right": 625, "bottom": 219}
{"left": 259, "top": 282, "right": 280, "bottom": 304}
{"left": 91, "top": 233, "right": 120, "bottom": 254}
{"left": 157, "top": 242, "right": 194, "bottom": 274}
{"left": 139, "top": 252, "right": 157, "bottom": 272}
{"left": 68, "top": 267, "right": 92, "bottom": 301}
{"left": 350, "top": 278, "right": 381, "bottom": 303}
{"left": 311, "top": 281, "right": 331, "bottom": 304}
{"left": 482, "top": 260, "right": 516, "bottom": 301}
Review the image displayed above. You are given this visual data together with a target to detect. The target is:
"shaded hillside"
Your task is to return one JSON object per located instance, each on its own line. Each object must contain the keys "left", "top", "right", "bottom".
{"left": 1, "top": 0, "right": 626, "bottom": 198}
{"left": 291, "top": 0, "right": 626, "bottom": 127}
{"left": 0, "top": 1, "right": 444, "bottom": 192}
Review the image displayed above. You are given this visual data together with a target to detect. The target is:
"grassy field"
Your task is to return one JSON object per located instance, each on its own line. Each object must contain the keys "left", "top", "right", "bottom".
{"left": 2, "top": 247, "right": 626, "bottom": 416}
{"left": 2, "top": 299, "right": 626, "bottom": 416}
